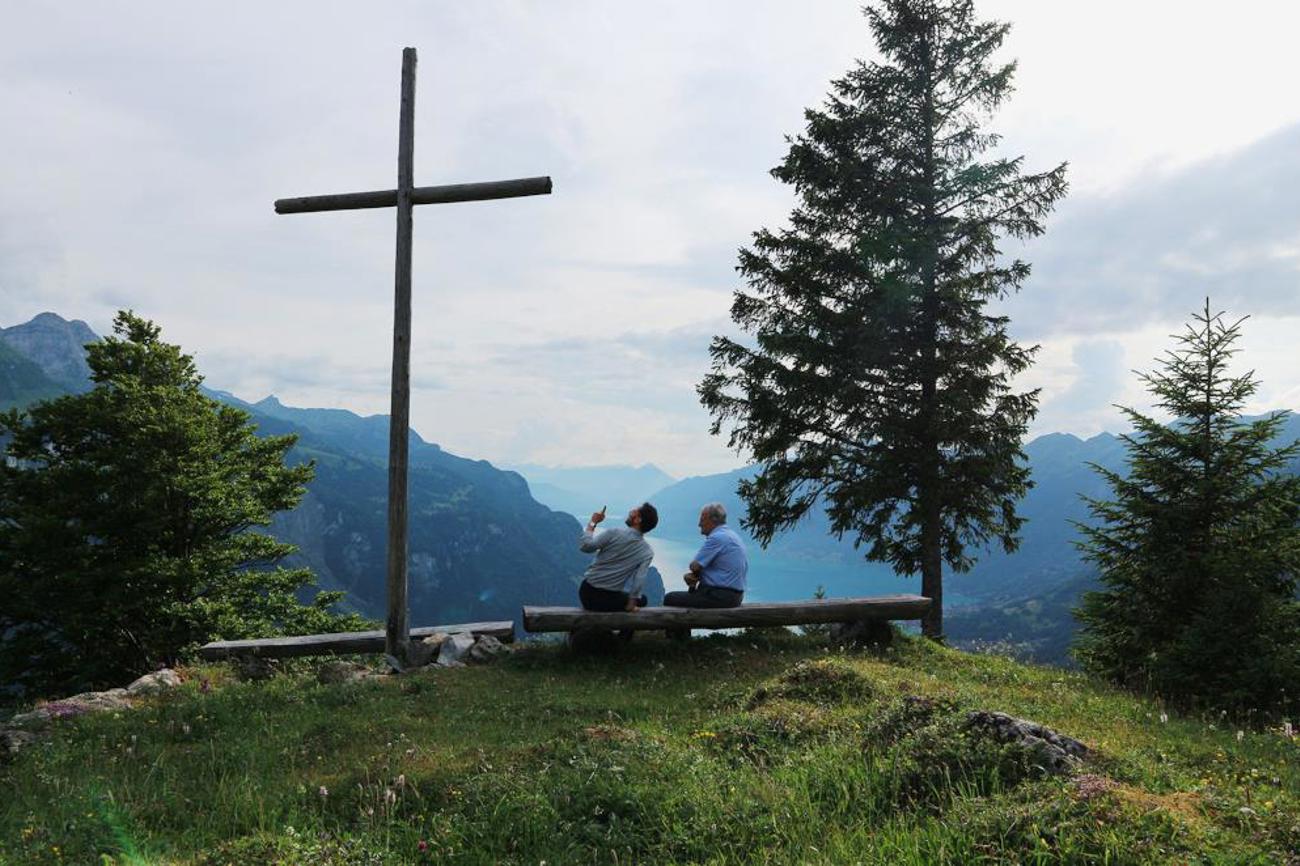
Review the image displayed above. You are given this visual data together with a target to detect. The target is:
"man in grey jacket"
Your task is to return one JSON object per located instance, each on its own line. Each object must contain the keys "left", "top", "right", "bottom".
{"left": 578, "top": 502, "right": 658, "bottom": 613}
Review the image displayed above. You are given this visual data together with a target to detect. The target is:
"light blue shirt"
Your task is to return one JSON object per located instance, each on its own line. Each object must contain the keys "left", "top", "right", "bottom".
{"left": 693, "top": 524, "right": 748, "bottom": 592}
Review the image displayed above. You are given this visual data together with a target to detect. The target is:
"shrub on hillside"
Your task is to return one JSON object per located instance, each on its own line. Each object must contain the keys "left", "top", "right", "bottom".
{"left": 747, "top": 657, "right": 875, "bottom": 708}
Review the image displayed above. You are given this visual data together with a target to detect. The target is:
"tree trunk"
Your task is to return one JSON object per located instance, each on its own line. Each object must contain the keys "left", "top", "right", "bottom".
{"left": 918, "top": 27, "right": 944, "bottom": 640}
{"left": 920, "top": 493, "right": 943, "bottom": 639}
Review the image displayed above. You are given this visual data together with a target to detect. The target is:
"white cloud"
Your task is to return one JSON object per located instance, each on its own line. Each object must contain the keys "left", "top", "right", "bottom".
{"left": 3, "top": 1, "right": 1300, "bottom": 475}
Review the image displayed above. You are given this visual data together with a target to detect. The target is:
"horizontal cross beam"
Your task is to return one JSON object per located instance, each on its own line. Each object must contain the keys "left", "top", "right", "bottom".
{"left": 274, "top": 175, "right": 552, "bottom": 215}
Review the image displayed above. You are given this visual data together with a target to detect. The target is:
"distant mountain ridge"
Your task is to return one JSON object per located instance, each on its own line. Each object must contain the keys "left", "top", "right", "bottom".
{"left": 508, "top": 462, "right": 676, "bottom": 521}
{"left": 6, "top": 312, "right": 1296, "bottom": 661}
{"left": 0, "top": 312, "right": 97, "bottom": 393}
{"left": 638, "top": 416, "right": 1300, "bottom": 663}
{"left": 0, "top": 313, "right": 665, "bottom": 628}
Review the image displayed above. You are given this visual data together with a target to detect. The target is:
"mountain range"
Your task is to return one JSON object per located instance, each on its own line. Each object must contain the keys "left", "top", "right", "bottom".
{"left": 515, "top": 403, "right": 1300, "bottom": 666}
{"left": 5, "top": 311, "right": 1297, "bottom": 665}
{"left": 0, "top": 313, "right": 666, "bottom": 632}
{"left": 0, "top": 313, "right": 96, "bottom": 409}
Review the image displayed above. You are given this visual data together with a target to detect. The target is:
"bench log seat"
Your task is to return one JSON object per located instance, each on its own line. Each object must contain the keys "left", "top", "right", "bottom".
{"left": 523, "top": 594, "right": 930, "bottom": 634}
{"left": 197, "top": 621, "right": 515, "bottom": 660}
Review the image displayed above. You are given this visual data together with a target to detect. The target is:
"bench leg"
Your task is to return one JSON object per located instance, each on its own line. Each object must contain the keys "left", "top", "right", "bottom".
{"left": 830, "top": 619, "right": 893, "bottom": 649}
{"left": 567, "top": 628, "right": 627, "bottom": 654}
{"left": 665, "top": 627, "right": 691, "bottom": 642}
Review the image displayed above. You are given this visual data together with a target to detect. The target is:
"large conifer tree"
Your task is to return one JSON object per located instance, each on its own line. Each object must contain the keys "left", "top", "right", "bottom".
{"left": 699, "top": 0, "right": 1066, "bottom": 636}
{"left": 1074, "top": 303, "right": 1300, "bottom": 716}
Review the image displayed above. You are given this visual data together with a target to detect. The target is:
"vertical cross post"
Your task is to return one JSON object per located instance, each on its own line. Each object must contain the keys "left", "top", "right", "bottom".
{"left": 386, "top": 47, "right": 418, "bottom": 664}
{"left": 272, "top": 47, "right": 551, "bottom": 667}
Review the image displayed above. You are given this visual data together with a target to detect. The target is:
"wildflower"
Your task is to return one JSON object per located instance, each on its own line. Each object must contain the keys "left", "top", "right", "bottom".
{"left": 199, "top": 678, "right": 211, "bottom": 694}
{"left": 318, "top": 786, "right": 329, "bottom": 798}
{"left": 1284, "top": 721, "right": 1294, "bottom": 738}
{"left": 1236, "top": 730, "right": 1245, "bottom": 742}
{"left": 181, "top": 723, "right": 191, "bottom": 736}
{"left": 418, "top": 840, "right": 429, "bottom": 852}
{"left": 1159, "top": 712, "right": 1168, "bottom": 724}
{"left": 395, "top": 774, "right": 406, "bottom": 789}
{"left": 384, "top": 788, "right": 397, "bottom": 806}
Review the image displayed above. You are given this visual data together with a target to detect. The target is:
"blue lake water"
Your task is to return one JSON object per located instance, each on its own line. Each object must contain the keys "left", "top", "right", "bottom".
{"left": 645, "top": 534, "right": 973, "bottom": 607}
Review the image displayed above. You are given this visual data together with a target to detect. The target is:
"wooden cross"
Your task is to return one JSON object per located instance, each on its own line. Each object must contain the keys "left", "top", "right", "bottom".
{"left": 273, "top": 47, "right": 552, "bottom": 664}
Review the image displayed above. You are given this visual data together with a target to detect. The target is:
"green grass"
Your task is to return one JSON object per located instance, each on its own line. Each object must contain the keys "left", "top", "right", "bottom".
{"left": 3, "top": 631, "right": 1298, "bottom": 864}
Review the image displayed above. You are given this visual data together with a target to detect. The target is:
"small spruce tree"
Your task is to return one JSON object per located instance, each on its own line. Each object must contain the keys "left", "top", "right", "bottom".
{"left": 699, "top": 0, "right": 1067, "bottom": 636}
{"left": 1074, "top": 302, "right": 1300, "bottom": 717}
{"left": 0, "top": 311, "right": 367, "bottom": 697}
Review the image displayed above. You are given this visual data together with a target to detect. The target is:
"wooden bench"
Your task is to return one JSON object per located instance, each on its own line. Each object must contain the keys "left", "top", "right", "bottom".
{"left": 197, "top": 621, "right": 515, "bottom": 660}
{"left": 523, "top": 595, "right": 930, "bottom": 639}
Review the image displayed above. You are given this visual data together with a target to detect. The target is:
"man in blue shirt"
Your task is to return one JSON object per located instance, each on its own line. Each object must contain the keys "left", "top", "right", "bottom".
{"left": 664, "top": 502, "right": 747, "bottom": 608}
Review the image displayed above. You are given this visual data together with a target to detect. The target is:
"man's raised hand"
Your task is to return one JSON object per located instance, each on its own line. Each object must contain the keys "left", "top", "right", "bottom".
{"left": 589, "top": 505, "right": 607, "bottom": 526}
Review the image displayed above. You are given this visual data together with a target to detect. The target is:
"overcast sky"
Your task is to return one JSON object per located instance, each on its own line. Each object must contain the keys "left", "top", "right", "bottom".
{"left": 4, "top": 1, "right": 1300, "bottom": 477}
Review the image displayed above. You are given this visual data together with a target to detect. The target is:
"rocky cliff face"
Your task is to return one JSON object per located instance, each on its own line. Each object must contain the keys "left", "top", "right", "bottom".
{"left": 0, "top": 339, "right": 65, "bottom": 410}
{"left": 0, "top": 313, "right": 98, "bottom": 393}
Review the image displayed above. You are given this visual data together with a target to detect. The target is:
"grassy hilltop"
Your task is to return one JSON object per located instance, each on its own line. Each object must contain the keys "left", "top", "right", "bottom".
{"left": 3, "top": 633, "right": 1298, "bottom": 865}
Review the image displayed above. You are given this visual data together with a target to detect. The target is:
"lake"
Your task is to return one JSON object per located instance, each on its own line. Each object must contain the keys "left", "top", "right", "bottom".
{"left": 645, "top": 533, "right": 974, "bottom": 607}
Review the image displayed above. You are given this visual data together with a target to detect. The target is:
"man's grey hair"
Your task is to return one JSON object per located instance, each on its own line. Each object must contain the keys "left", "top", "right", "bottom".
{"left": 702, "top": 502, "right": 727, "bottom": 524}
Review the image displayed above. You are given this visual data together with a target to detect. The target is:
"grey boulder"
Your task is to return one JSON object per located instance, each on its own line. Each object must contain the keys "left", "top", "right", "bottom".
{"left": 965, "top": 710, "right": 1088, "bottom": 775}
{"left": 7, "top": 688, "right": 134, "bottom": 729}
{"left": 127, "top": 669, "right": 183, "bottom": 695}
{"left": 407, "top": 632, "right": 451, "bottom": 668}
{"left": 436, "top": 632, "right": 477, "bottom": 667}
{"left": 317, "top": 661, "right": 379, "bottom": 685}
{"left": 467, "top": 634, "right": 508, "bottom": 664}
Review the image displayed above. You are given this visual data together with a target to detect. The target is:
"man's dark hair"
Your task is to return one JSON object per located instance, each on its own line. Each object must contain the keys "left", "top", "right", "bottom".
{"left": 639, "top": 502, "right": 659, "bottom": 533}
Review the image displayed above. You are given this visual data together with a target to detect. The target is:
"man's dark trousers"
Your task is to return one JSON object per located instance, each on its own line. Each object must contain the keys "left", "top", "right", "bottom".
{"left": 663, "top": 584, "right": 743, "bottom": 609}
{"left": 579, "top": 580, "right": 647, "bottom": 611}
